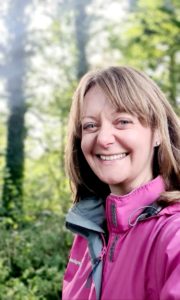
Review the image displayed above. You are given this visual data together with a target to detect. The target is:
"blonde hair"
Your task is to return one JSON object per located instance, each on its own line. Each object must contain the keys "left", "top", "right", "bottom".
{"left": 65, "top": 66, "right": 180, "bottom": 203}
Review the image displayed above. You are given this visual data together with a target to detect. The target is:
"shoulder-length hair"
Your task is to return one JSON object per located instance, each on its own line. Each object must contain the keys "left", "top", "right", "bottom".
{"left": 65, "top": 66, "right": 180, "bottom": 203}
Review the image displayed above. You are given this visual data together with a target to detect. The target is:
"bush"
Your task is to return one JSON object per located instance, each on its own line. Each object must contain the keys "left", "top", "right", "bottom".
{"left": 0, "top": 213, "right": 73, "bottom": 299}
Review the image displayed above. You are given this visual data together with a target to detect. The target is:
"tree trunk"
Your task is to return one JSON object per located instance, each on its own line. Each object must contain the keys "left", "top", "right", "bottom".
{"left": 73, "top": 0, "right": 92, "bottom": 79}
{"left": 2, "top": 0, "right": 30, "bottom": 219}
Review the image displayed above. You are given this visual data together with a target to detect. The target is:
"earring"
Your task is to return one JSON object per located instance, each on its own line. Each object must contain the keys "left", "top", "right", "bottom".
{"left": 155, "top": 141, "right": 160, "bottom": 147}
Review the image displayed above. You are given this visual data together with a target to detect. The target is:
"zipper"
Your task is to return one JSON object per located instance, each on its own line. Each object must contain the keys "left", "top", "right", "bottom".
{"left": 111, "top": 202, "right": 117, "bottom": 227}
{"left": 86, "top": 233, "right": 107, "bottom": 288}
{"left": 109, "top": 234, "right": 119, "bottom": 262}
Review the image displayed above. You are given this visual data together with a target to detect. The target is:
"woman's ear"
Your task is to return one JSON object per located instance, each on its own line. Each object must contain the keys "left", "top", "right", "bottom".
{"left": 153, "top": 130, "right": 161, "bottom": 147}
{"left": 154, "top": 141, "right": 160, "bottom": 147}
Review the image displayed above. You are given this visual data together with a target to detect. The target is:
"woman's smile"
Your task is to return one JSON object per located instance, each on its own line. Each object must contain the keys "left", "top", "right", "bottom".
{"left": 96, "top": 153, "right": 128, "bottom": 161}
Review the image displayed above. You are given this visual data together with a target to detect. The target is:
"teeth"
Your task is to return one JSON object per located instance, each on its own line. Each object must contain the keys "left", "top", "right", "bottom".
{"left": 99, "top": 153, "right": 127, "bottom": 161}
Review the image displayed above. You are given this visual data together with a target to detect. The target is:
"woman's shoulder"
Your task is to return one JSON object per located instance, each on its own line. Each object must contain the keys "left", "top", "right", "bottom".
{"left": 149, "top": 202, "right": 180, "bottom": 252}
{"left": 159, "top": 201, "right": 180, "bottom": 218}
{"left": 151, "top": 205, "right": 180, "bottom": 298}
{"left": 156, "top": 203, "right": 180, "bottom": 248}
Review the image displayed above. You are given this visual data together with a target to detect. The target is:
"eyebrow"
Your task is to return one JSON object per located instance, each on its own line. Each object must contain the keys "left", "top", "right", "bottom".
{"left": 81, "top": 109, "right": 127, "bottom": 120}
{"left": 81, "top": 115, "right": 97, "bottom": 121}
{"left": 81, "top": 108, "right": 128, "bottom": 119}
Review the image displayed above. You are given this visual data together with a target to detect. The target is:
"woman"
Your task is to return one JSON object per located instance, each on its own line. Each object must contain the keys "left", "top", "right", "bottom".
{"left": 62, "top": 66, "right": 180, "bottom": 300}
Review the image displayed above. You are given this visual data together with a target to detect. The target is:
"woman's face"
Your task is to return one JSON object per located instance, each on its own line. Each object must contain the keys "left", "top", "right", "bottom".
{"left": 81, "top": 85, "right": 157, "bottom": 195}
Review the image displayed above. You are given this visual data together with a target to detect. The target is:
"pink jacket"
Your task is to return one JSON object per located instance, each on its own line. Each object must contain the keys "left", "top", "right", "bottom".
{"left": 63, "top": 176, "right": 180, "bottom": 300}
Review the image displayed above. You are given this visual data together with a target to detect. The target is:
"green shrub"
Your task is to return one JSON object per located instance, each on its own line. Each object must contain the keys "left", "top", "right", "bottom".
{"left": 0, "top": 213, "right": 73, "bottom": 299}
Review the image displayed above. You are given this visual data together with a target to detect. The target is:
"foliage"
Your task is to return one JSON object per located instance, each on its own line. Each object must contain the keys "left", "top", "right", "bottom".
{"left": 0, "top": 214, "right": 73, "bottom": 299}
{"left": 107, "top": 0, "right": 180, "bottom": 110}
{"left": 24, "top": 150, "right": 72, "bottom": 216}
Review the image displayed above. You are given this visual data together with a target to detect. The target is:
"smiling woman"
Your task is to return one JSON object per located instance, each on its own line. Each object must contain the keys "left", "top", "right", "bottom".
{"left": 63, "top": 66, "right": 180, "bottom": 300}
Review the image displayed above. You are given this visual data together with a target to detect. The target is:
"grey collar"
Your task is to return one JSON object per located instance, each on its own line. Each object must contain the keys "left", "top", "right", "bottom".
{"left": 66, "top": 196, "right": 105, "bottom": 236}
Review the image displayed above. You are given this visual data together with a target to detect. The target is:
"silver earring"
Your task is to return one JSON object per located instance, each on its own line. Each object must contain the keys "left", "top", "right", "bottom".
{"left": 155, "top": 141, "right": 160, "bottom": 147}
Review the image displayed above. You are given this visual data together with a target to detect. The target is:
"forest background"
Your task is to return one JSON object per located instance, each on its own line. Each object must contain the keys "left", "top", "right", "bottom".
{"left": 0, "top": 0, "right": 179, "bottom": 299}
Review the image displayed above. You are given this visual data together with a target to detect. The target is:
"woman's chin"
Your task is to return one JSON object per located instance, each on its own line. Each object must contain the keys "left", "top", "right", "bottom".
{"left": 101, "top": 177, "right": 124, "bottom": 186}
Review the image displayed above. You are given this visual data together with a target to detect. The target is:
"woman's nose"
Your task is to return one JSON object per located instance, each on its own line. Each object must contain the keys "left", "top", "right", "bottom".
{"left": 96, "top": 126, "right": 115, "bottom": 147}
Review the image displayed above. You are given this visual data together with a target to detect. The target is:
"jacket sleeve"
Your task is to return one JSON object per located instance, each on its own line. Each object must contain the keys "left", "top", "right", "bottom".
{"left": 157, "top": 215, "right": 180, "bottom": 300}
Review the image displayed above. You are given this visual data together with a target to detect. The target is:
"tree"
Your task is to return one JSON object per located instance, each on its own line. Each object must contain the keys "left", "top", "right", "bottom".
{"left": 108, "top": 0, "right": 180, "bottom": 109}
{"left": 2, "top": 0, "right": 31, "bottom": 219}
{"left": 73, "top": 0, "right": 92, "bottom": 79}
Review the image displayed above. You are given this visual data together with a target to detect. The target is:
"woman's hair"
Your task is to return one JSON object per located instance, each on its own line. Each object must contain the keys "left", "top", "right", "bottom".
{"left": 65, "top": 66, "right": 180, "bottom": 203}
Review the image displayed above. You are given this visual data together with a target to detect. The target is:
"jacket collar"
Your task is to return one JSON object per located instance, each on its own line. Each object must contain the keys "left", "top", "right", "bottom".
{"left": 106, "top": 176, "right": 165, "bottom": 233}
{"left": 66, "top": 196, "right": 105, "bottom": 236}
{"left": 66, "top": 176, "right": 167, "bottom": 236}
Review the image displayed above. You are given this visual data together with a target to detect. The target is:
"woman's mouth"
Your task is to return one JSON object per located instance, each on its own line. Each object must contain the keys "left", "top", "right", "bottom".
{"left": 96, "top": 153, "right": 128, "bottom": 161}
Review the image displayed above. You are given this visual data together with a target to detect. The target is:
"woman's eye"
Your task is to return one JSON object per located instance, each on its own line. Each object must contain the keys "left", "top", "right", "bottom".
{"left": 119, "top": 119, "right": 130, "bottom": 124}
{"left": 82, "top": 123, "right": 96, "bottom": 130}
{"left": 116, "top": 119, "right": 133, "bottom": 127}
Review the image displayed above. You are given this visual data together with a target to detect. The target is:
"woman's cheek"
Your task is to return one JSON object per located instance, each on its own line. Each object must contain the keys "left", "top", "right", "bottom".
{"left": 81, "top": 137, "right": 88, "bottom": 155}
